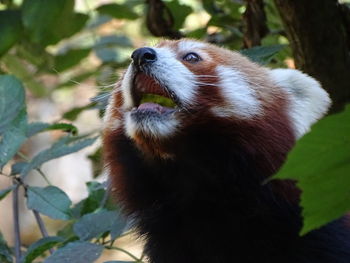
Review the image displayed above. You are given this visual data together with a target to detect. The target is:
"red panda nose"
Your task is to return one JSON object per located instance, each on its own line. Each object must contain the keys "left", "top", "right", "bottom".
{"left": 131, "top": 47, "right": 157, "bottom": 68}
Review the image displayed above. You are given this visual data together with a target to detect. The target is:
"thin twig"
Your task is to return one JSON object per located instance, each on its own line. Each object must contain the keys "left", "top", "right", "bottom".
{"left": 35, "top": 168, "right": 52, "bottom": 185}
{"left": 12, "top": 182, "right": 22, "bottom": 262}
{"left": 18, "top": 151, "right": 52, "bottom": 185}
{"left": 33, "top": 210, "right": 54, "bottom": 254}
{"left": 105, "top": 246, "right": 144, "bottom": 262}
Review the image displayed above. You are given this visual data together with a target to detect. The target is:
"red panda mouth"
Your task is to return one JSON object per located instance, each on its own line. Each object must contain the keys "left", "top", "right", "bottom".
{"left": 132, "top": 73, "right": 179, "bottom": 114}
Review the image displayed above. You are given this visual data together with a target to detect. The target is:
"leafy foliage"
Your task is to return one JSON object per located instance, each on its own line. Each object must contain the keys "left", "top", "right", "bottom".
{"left": 20, "top": 136, "right": 97, "bottom": 178}
{"left": 44, "top": 241, "right": 103, "bottom": 263}
{"left": 0, "top": 0, "right": 349, "bottom": 262}
{"left": 27, "top": 186, "right": 73, "bottom": 220}
{"left": 22, "top": 236, "right": 64, "bottom": 263}
{"left": 274, "top": 105, "right": 350, "bottom": 235}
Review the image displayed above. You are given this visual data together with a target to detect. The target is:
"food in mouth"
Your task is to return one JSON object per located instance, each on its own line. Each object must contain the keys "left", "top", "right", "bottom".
{"left": 132, "top": 73, "right": 178, "bottom": 113}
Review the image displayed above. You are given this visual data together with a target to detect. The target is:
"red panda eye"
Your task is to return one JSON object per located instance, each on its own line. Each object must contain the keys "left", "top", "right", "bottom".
{"left": 182, "top": 52, "right": 201, "bottom": 63}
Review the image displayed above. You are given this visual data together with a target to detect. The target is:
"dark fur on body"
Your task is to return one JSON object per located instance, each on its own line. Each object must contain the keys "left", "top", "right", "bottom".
{"left": 105, "top": 113, "right": 350, "bottom": 263}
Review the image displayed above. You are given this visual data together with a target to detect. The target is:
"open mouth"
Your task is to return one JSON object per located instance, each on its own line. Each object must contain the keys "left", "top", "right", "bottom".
{"left": 132, "top": 73, "right": 179, "bottom": 114}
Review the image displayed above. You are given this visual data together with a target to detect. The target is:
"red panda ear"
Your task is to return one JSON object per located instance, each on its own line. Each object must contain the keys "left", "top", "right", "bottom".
{"left": 270, "top": 69, "right": 331, "bottom": 138}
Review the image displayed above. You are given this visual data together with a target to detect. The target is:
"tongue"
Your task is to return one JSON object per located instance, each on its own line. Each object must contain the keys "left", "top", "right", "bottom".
{"left": 138, "top": 102, "right": 161, "bottom": 110}
{"left": 138, "top": 102, "right": 172, "bottom": 114}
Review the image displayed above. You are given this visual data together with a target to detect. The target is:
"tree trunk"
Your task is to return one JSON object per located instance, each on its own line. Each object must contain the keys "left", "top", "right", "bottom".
{"left": 274, "top": 0, "right": 350, "bottom": 112}
{"left": 243, "top": 0, "right": 269, "bottom": 48}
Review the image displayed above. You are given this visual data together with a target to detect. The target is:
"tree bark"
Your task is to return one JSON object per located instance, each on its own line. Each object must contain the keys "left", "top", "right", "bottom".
{"left": 243, "top": 0, "right": 269, "bottom": 48}
{"left": 274, "top": 0, "right": 350, "bottom": 112}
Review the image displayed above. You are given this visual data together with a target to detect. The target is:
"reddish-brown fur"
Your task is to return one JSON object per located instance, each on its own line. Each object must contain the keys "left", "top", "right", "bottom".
{"left": 103, "top": 40, "right": 350, "bottom": 263}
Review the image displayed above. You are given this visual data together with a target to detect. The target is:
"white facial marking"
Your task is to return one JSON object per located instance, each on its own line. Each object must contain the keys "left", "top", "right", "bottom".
{"left": 151, "top": 47, "right": 197, "bottom": 107}
{"left": 212, "top": 65, "right": 262, "bottom": 118}
{"left": 124, "top": 112, "right": 179, "bottom": 139}
{"left": 103, "top": 90, "right": 121, "bottom": 131}
{"left": 177, "top": 40, "right": 212, "bottom": 62}
{"left": 178, "top": 40, "right": 206, "bottom": 52}
{"left": 121, "top": 65, "right": 134, "bottom": 110}
{"left": 270, "top": 69, "right": 331, "bottom": 138}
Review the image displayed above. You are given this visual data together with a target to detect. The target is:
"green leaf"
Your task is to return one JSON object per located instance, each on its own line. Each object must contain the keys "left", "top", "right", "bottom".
{"left": 0, "top": 54, "right": 47, "bottom": 97}
{"left": 164, "top": 0, "right": 192, "bottom": 30}
{"left": 95, "top": 35, "right": 133, "bottom": 48}
{"left": 274, "top": 105, "right": 350, "bottom": 235}
{"left": 57, "top": 222, "right": 76, "bottom": 240}
{"left": 22, "top": 236, "right": 64, "bottom": 263}
{"left": 54, "top": 49, "right": 91, "bottom": 72}
{"left": 22, "top": 0, "right": 78, "bottom": 46}
{"left": 0, "top": 75, "right": 27, "bottom": 168}
{"left": 22, "top": 0, "right": 89, "bottom": 46}
{"left": 62, "top": 103, "right": 96, "bottom": 121}
{"left": 44, "top": 241, "right": 103, "bottom": 263}
{"left": 0, "top": 75, "right": 25, "bottom": 134}
{"left": 62, "top": 13, "right": 89, "bottom": 40}
{"left": 11, "top": 162, "right": 27, "bottom": 175}
{"left": 72, "top": 181, "right": 105, "bottom": 217}
{"left": 20, "top": 136, "right": 97, "bottom": 178}
{"left": 27, "top": 186, "right": 72, "bottom": 220}
{"left": 96, "top": 3, "right": 138, "bottom": 20}
{"left": 27, "top": 122, "right": 78, "bottom": 137}
{"left": 73, "top": 210, "right": 122, "bottom": 241}
{"left": 0, "top": 109, "right": 27, "bottom": 169}
{"left": 0, "top": 233, "right": 12, "bottom": 263}
{"left": 0, "top": 186, "right": 14, "bottom": 201}
{"left": 240, "top": 45, "right": 286, "bottom": 64}
{"left": 0, "top": 10, "right": 22, "bottom": 57}
{"left": 110, "top": 215, "right": 128, "bottom": 241}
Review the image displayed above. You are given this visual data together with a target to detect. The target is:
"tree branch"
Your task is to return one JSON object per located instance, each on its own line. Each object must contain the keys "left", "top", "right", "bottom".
{"left": 33, "top": 210, "right": 53, "bottom": 254}
{"left": 243, "top": 0, "right": 269, "bottom": 48}
{"left": 145, "top": 0, "right": 183, "bottom": 39}
{"left": 12, "top": 182, "right": 21, "bottom": 263}
{"left": 273, "top": 0, "right": 350, "bottom": 112}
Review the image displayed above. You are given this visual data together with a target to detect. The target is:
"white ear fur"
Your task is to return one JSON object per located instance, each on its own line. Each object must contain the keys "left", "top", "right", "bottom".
{"left": 270, "top": 69, "right": 331, "bottom": 139}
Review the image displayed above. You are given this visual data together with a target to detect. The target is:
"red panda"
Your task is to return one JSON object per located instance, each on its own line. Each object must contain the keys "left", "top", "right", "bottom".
{"left": 103, "top": 39, "right": 350, "bottom": 263}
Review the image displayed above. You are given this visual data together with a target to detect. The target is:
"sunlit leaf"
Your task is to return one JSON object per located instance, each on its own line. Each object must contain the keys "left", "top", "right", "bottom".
{"left": 274, "top": 105, "right": 350, "bottom": 235}
{"left": 164, "top": 0, "right": 192, "bottom": 30}
{"left": 62, "top": 104, "right": 96, "bottom": 121}
{"left": 27, "top": 122, "right": 78, "bottom": 137}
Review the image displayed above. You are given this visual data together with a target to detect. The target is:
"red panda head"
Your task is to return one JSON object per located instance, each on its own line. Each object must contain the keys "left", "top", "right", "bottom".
{"left": 104, "top": 39, "right": 330, "bottom": 160}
